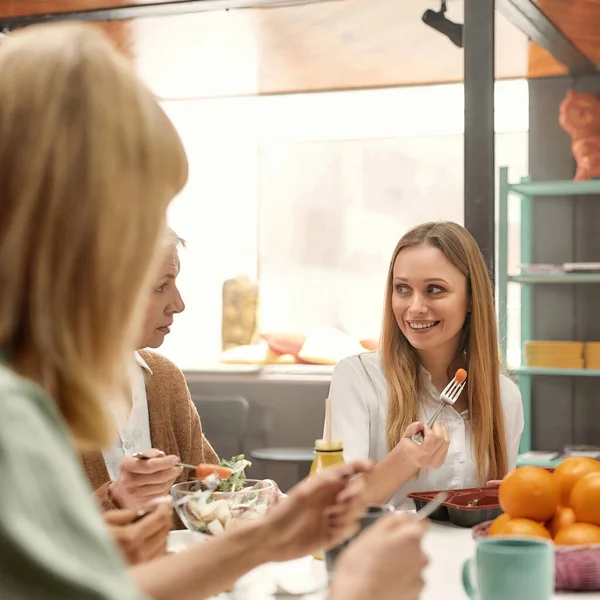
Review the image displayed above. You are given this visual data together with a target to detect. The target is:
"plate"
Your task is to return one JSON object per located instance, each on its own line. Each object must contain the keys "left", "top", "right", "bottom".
{"left": 230, "top": 557, "right": 328, "bottom": 599}
{"left": 167, "top": 530, "right": 208, "bottom": 553}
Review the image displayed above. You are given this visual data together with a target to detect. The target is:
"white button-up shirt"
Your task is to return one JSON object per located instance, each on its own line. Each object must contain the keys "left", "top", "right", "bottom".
{"left": 102, "top": 352, "right": 153, "bottom": 480}
{"left": 329, "top": 352, "right": 524, "bottom": 509}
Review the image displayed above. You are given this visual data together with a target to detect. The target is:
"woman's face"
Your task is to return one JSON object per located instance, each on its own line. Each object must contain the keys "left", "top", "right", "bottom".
{"left": 391, "top": 245, "right": 469, "bottom": 354}
{"left": 139, "top": 245, "right": 185, "bottom": 349}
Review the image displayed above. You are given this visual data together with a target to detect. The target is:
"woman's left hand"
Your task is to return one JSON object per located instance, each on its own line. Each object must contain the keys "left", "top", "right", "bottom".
{"left": 103, "top": 500, "right": 172, "bottom": 565}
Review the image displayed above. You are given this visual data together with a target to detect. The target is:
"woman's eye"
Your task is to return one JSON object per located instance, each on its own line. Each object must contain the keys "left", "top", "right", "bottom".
{"left": 428, "top": 285, "right": 444, "bottom": 294}
{"left": 395, "top": 284, "right": 409, "bottom": 294}
{"left": 156, "top": 284, "right": 167, "bottom": 293}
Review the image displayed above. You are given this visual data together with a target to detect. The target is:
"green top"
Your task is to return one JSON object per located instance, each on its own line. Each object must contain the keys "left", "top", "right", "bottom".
{"left": 0, "top": 361, "right": 146, "bottom": 600}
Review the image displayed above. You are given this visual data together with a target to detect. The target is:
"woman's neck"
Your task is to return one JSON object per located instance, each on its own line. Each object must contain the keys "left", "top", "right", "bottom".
{"left": 417, "top": 340, "right": 462, "bottom": 392}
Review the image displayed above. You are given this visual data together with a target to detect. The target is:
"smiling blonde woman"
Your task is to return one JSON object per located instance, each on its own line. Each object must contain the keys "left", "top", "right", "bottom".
{"left": 328, "top": 221, "right": 524, "bottom": 508}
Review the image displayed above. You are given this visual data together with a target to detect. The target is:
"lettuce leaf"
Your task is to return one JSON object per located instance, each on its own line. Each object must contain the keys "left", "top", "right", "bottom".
{"left": 218, "top": 454, "right": 252, "bottom": 492}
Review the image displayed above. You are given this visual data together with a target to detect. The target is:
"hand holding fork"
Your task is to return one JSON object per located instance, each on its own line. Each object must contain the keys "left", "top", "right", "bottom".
{"left": 411, "top": 368, "right": 467, "bottom": 446}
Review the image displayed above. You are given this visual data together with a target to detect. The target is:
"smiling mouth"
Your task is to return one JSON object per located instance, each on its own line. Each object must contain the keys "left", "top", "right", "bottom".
{"left": 407, "top": 321, "right": 440, "bottom": 331}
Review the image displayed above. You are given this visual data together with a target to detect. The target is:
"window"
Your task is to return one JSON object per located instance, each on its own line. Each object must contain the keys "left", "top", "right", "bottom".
{"left": 157, "top": 81, "right": 528, "bottom": 370}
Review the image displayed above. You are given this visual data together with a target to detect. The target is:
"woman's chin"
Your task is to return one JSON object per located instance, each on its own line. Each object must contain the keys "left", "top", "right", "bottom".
{"left": 402, "top": 328, "right": 441, "bottom": 350}
{"left": 407, "top": 338, "right": 438, "bottom": 351}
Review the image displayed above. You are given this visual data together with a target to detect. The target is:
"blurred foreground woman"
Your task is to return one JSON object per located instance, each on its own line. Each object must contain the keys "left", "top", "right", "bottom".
{"left": 0, "top": 22, "right": 428, "bottom": 600}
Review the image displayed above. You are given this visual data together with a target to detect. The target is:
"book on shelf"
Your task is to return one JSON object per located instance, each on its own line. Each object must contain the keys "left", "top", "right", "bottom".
{"left": 563, "top": 262, "right": 600, "bottom": 273}
{"left": 519, "top": 264, "right": 564, "bottom": 274}
{"left": 518, "top": 263, "right": 600, "bottom": 275}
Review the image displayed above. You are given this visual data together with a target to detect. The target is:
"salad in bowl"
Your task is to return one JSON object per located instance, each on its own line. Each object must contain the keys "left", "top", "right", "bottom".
{"left": 172, "top": 455, "right": 276, "bottom": 535}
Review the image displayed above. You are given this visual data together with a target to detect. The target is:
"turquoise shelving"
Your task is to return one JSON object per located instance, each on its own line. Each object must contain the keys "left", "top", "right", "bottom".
{"left": 497, "top": 167, "right": 600, "bottom": 456}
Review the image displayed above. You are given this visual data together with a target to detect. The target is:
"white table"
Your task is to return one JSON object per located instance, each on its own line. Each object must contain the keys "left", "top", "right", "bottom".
{"left": 420, "top": 522, "right": 588, "bottom": 599}
{"left": 168, "top": 524, "right": 597, "bottom": 599}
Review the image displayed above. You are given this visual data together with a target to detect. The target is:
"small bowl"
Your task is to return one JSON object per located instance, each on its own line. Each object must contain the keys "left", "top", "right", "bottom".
{"left": 171, "top": 479, "right": 276, "bottom": 535}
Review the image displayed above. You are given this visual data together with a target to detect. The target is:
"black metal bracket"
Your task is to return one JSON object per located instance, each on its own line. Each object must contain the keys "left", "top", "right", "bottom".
{"left": 497, "top": 0, "right": 597, "bottom": 75}
{"left": 464, "top": 0, "right": 496, "bottom": 277}
{"left": 0, "top": 0, "right": 337, "bottom": 30}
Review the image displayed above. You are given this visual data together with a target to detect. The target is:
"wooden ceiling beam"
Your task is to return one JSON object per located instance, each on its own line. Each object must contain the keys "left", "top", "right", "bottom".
{"left": 0, "top": 0, "right": 340, "bottom": 29}
{"left": 498, "top": 0, "right": 596, "bottom": 74}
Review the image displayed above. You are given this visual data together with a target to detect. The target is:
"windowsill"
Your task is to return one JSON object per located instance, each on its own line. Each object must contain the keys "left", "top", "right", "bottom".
{"left": 183, "top": 363, "right": 334, "bottom": 383}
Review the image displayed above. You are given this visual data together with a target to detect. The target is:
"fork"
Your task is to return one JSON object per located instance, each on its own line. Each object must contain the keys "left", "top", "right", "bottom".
{"left": 411, "top": 369, "right": 467, "bottom": 445}
{"left": 132, "top": 452, "right": 198, "bottom": 472}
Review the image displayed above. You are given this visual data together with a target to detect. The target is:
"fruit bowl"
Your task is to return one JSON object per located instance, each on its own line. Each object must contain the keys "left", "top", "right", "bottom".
{"left": 172, "top": 479, "right": 276, "bottom": 535}
{"left": 473, "top": 520, "right": 600, "bottom": 591}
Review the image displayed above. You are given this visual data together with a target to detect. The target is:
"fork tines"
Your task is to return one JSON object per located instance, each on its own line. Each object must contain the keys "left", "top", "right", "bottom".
{"left": 441, "top": 379, "right": 466, "bottom": 405}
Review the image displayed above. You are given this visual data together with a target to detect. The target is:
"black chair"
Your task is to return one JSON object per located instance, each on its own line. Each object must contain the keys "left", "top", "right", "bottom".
{"left": 191, "top": 394, "right": 249, "bottom": 458}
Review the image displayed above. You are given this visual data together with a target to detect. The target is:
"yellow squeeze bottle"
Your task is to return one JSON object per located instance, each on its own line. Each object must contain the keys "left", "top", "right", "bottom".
{"left": 310, "top": 439, "right": 345, "bottom": 560}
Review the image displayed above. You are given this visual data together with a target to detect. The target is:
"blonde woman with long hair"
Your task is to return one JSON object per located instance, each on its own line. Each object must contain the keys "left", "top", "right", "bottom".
{"left": 0, "top": 22, "right": 417, "bottom": 600}
{"left": 329, "top": 222, "right": 524, "bottom": 508}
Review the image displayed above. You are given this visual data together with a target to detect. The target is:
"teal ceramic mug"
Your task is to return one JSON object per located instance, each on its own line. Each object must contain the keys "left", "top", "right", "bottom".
{"left": 462, "top": 537, "right": 554, "bottom": 600}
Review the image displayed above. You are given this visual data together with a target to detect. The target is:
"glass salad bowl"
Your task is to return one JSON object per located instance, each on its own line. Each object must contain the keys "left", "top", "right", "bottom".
{"left": 172, "top": 479, "right": 276, "bottom": 535}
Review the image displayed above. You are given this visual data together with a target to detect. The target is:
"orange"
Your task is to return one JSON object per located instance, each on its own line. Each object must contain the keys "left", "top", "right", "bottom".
{"left": 553, "top": 457, "right": 600, "bottom": 507}
{"left": 570, "top": 472, "right": 600, "bottom": 526}
{"left": 489, "top": 513, "right": 511, "bottom": 536}
{"left": 498, "top": 518, "right": 552, "bottom": 540}
{"left": 499, "top": 466, "right": 560, "bottom": 522}
{"left": 547, "top": 506, "right": 576, "bottom": 538}
{"left": 555, "top": 523, "right": 600, "bottom": 546}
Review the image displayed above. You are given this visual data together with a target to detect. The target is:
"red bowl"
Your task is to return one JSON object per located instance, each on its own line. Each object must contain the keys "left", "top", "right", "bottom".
{"left": 408, "top": 486, "right": 502, "bottom": 527}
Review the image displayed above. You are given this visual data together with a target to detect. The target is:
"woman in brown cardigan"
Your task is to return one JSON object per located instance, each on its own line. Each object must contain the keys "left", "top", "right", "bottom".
{"left": 81, "top": 230, "right": 219, "bottom": 517}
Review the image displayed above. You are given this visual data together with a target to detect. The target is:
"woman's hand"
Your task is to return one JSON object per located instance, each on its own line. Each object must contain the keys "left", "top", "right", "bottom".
{"left": 352, "top": 421, "right": 450, "bottom": 505}
{"left": 108, "top": 448, "right": 183, "bottom": 509}
{"left": 330, "top": 513, "right": 429, "bottom": 600}
{"left": 399, "top": 421, "right": 450, "bottom": 469}
{"left": 103, "top": 500, "right": 172, "bottom": 565}
{"left": 257, "top": 460, "right": 372, "bottom": 562}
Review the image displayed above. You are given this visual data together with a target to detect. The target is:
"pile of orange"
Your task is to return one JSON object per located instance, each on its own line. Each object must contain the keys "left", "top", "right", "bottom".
{"left": 489, "top": 458, "right": 600, "bottom": 546}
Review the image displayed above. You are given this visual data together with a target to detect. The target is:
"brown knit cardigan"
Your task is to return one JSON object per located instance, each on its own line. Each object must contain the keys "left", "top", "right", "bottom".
{"left": 81, "top": 349, "right": 219, "bottom": 527}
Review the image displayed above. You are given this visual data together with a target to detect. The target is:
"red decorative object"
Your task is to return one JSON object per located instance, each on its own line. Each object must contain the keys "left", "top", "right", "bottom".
{"left": 359, "top": 338, "right": 380, "bottom": 351}
{"left": 473, "top": 520, "right": 600, "bottom": 591}
{"left": 559, "top": 89, "right": 600, "bottom": 181}
{"left": 261, "top": 333, "right": 307, "bottom": 361}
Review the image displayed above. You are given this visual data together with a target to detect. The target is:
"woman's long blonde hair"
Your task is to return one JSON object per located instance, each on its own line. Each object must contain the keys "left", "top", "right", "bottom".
{"left": 0, "top": 24, "right": 188, "bottom": 450}
{"left": 381, "top": 222, "right": 508, "bottom": 482}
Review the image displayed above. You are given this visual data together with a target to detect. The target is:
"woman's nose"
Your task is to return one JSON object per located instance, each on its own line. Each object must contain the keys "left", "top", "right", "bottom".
{"left": 408, "top": 294, "right": 428, "bottom": 315}
{"left": 174, "top": 291, "right": 185, "bottom": 313}
{"left": 167, "top": 290, "right": 185, "bottom": 315}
